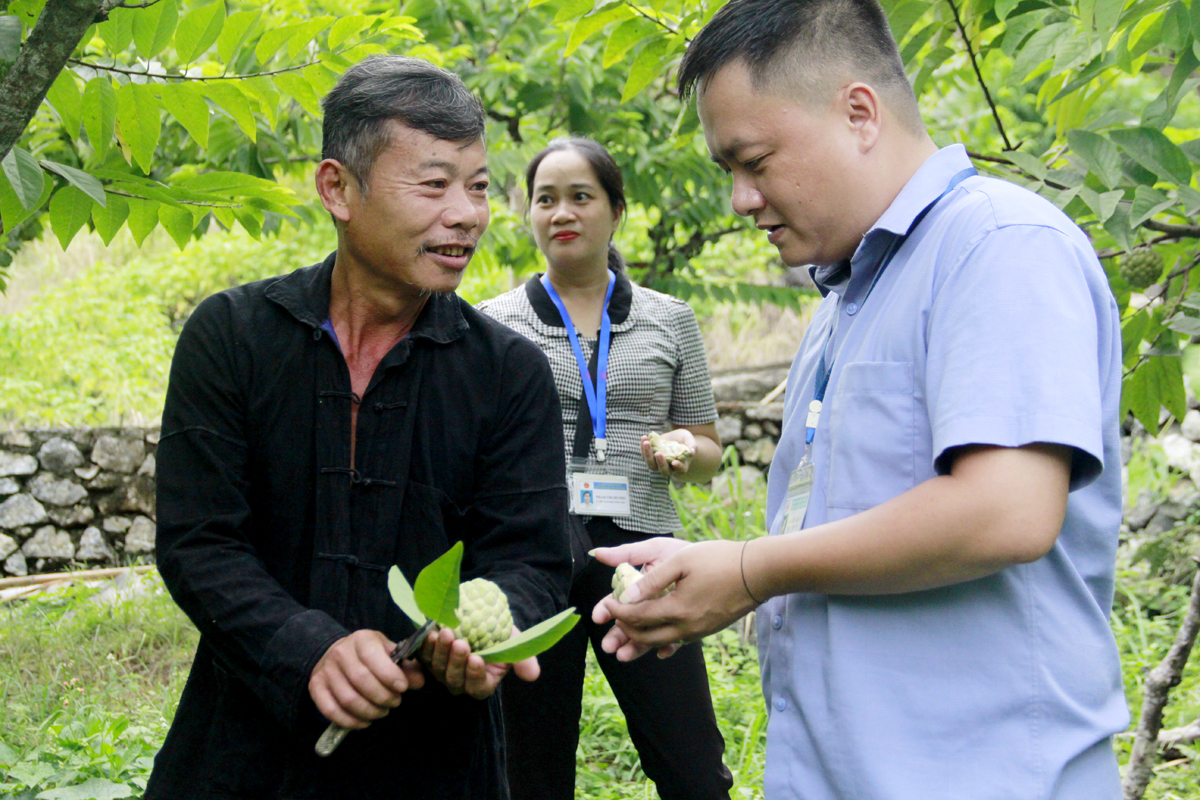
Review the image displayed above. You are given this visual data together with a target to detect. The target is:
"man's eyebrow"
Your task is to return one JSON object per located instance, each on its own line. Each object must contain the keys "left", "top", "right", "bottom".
{"left": 710, "top": 138, "right": 749, "bottom": 165}
{"left": 417, "top": 161, "right": 490, "bottom": 180}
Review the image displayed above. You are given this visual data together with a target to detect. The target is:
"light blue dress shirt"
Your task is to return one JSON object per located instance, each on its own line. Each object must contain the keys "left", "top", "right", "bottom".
{"left": 760, "top": 145, "right": 1127, "bottom": 800}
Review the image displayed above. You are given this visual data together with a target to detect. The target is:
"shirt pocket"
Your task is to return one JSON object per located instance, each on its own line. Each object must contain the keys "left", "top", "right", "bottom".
{"left": 825, "top": 361, "right": 915, "bottom": 511}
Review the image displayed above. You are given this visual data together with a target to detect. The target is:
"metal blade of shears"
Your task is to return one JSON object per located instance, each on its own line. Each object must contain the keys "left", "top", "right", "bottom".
{"left": 314, "top": 619, "right": 437, "bottom": 757}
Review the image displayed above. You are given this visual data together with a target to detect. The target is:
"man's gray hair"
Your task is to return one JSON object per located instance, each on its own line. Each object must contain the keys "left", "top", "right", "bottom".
{"left": 321, "top": 56, "right": 486, "bottom": 191}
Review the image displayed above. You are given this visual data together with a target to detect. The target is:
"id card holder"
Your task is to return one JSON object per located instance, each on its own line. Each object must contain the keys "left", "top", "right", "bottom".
{"left": 780, "top": 447, "right": 815, "bottom": 534}
{"left": 569, "top": 470, "right": 631, "bottom": 517}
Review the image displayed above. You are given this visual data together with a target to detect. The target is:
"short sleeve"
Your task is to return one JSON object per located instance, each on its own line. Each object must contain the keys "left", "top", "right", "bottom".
{"left": 926, "top": 225, "right": 1104, "bottom": 489}
{"left": 667, "top": 300, "right": 718, "bottom": 428}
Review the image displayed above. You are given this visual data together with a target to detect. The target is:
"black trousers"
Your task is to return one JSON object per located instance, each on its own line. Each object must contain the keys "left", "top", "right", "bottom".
{"left": 501, "top": 517, "right": 733, "bottom": 800}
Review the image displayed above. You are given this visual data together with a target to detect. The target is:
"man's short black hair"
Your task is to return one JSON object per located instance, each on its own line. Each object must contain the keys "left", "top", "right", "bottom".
{"left": 678, "top": 0, "right": 922, "bottom": 131}
{"left": 321, "top": 56, "right": 486, "bottom": 192}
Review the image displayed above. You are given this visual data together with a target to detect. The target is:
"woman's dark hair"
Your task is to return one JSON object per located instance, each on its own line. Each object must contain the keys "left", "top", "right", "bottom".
{"left": 525, "top": 137, "right": 627, "bottom": 273}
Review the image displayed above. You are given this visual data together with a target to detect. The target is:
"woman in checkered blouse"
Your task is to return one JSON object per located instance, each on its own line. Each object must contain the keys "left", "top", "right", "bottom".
{"left": 479, "top": 138, "right": 732, "bottom": 800}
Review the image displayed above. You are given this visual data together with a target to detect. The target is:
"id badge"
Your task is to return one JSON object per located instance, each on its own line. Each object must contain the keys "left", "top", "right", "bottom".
{"left": 569, "top": 472, "right": 631, "bottom": 516}
{"left": 780, "top": 449, "right": 814, "bottom": 534}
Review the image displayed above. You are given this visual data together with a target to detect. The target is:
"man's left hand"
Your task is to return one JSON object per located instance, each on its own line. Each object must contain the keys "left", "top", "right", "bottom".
{"left": 592, "top": 538, "right": 760, "bottom": 662}
{"left": 418, "top": 626, "right": 539, "bottom": 699}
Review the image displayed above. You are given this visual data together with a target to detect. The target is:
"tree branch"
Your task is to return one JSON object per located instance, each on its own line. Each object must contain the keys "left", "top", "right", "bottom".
{"left": 485, "top": 109, "right": 523, "bottom": 143}
{"left": 1145, "top": 219, "right": 1200, "bottom": 239}
{"left": 626, "top": 2, "right": 680, "bottom": 36}
{"left": 1122, "top": 561, "right": 1200, "bottom": 800}
{"left": 0, "top": 0, "right": 107, "bottom": 165}
{"left": 67, "top": 56, "right": 333, "bottom": 81}
{"left": 945, "top": 0, "right": 1013, "bottom": 151}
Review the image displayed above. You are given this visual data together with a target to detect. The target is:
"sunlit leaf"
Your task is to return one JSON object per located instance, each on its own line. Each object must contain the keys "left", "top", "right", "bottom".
{"left": 175, "top": 0, "right": 225, "bottom": 64}
{"left": 329, "top": 15, "right": 372, "bottom": 50}
{"left": 115, "top": 82, "right": 161, "bottom": 174}
{"left": 158, "top": 83, "right": 210, "bottom": 149}
{"left": 41, "top": 160, "right": 105, "bottom": 206}
{"left": 44, "top": 71, "right": 83, "bottom": 140}
{"left": 274, "top": 71, "right": 322, "bottom": 117}
{"left": 621, "top": 35, "right": 669, "bottom": 103}
{"left": 413, "top": 541, "right": 463, "bottom": 628}
{"left": 48, "top": 185, "right": 94, "bottom": 249}
{"left": 566, "top": 4, "right": 632, "bottom": 57}
{"left": 0, "top": 165, "right": 52, "bottom": 231}
{"left": 125, "top": 196, "right": 160, "bottom": 246}
{"left": 132, "top": 0, "right": 178, "bottom": 60}
{"left": 216, "top": 9, "right": 260, "bottom": 64}
{"left": 477, "top": 608, "right": 580, "bottom": 663}
{"left": 198, "top": 82, "right": 256, "bottom": 141}
{"left": 98, "top": 6, "right": 134, "bottom": 54}
{"left": 387, "top": 565, "right": 426, "bottom": 625}
{"left": 91, "top": 192, "right": 129, "bottom": 245}
{"left": 83, "top": 77, "right": 117, "bottom": 162}
{"left": 1, "top": 147, "right": 43, "bottom": 211}
{"left": 159, "top": 202, "right": 195, "bottom": 249}
{"left": 603, "top": 17, "right": 658, "bottom": 68}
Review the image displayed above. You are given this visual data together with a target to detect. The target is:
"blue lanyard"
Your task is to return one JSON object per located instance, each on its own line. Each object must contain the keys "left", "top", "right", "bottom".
{"left": 541, "top": 271, "right": 616, "bottom": 461}
{"left": 805, "top": 166, "right": 977, "bottom": 445}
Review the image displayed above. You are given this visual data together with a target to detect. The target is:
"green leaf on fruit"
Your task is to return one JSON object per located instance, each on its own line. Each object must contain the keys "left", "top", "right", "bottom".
{"left": 476, "top": 607, "right": 580, "bottom": 663}
{"left": 387, "top": 565, "right": 426, "bottom": 626}
{"left": 413, "top": 540, "right": 462, "bottom": 628}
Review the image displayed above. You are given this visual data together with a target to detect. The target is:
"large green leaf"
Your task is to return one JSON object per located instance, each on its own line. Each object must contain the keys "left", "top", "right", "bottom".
{"left": 45, "top": 71, "right": 83, "bottom": 141}
{"left": 329, "top": 15, "right": 372, "bottom": 50}
{"left": 159, "top": 83, "right": 210, "bottom": 149}
{"left": 125, "top": 197, "right": 160, "bottom": 246}
{"left": 1129, "top": 185, "right": 1175, "bottom": 228}
{"left": 1109, "top": 127, "right": 1193, "bottom": 186}
{"left": 1067, "top": 129, "right": 1122, "bottom": 189}
{"left": 0, "top": 166, "right": 52, "bottom": 231}
{"left": 216, "top": 8, "right": 260, "bottom": 63}
{"left": 255, "top": 21, "right": 305, "bottom": 63}
{"left": 1, "top": 147, "right": 45, "bottom": 211}
{"left": 274, "top": 72, "right": 322, "bottom": 117}
{"left": 175, "top": 0, "right": 225, "bottom": 63}
{"left": 566, "top": 4, "right": 633, "bottom": 58}
{"left": 0, "top": 15, "right": 20, "bottom": 62}
{"left": 115, "top": 82, "right": 161, "bottom": 174}
{"left": 476, "top": 608, "right": 580, "bottom": 663}
{"left": 1123, "top": 355, "right": 1186, "bottom": 432}
{"left": 49, "top": 185, "right": 94, "bottom": 249}
{"left": 1122, "top": 312, "right": 1151, "bottom": 368}
{"left": 621, "top": 36, "right": 670, "bottom": 103}
{"left": 98, "top": 7, "right": 134, "bottom": 54}
{"left": 554, "top": 0, "right": 595, "bottom": 24}
{"left": 387, "top": 565, "right": 426, "bottom": 625}
{"left": 603, "top": 17, "right": 659, "bottom": 68}
{"left": 132, "top": 0, "right": 178, "bottom": 60}
{"left": 286, "top": 17, "right": 336, "bottom": 60}
{"left": 91, "top": 192, "right": 129, "bottom": 245}
{"left": 159, "top": 202, "right": 196, "bottom": 249}
{"left": 41, "top": 160, "right": 105, "bottom": 206}
{"left": 83, "top": 77, "right": 117, "bottom": 162}
{"left": 198, "top": 82, "right": 256, "bottom": 141}
{"left": 413, "top": 541, "right": 463, "bottom": 628}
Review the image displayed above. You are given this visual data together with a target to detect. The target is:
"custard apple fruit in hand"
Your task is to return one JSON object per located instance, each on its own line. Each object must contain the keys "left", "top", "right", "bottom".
{"left": 611, "top": 562, "right": 671, "bottom": 603}
{"left": 648, "top": 431, "right": 693, "bottom": 464}
{"left": 450, "top": 578, "right": 514, "bottom": 652}
{"left": 1120, "top": 249, "right": 1164, "bottom": 290}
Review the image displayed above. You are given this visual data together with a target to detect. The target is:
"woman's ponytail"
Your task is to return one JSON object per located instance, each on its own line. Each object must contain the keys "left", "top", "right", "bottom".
{"left": 607, "top": 242, "right": 625, "bottom": 273}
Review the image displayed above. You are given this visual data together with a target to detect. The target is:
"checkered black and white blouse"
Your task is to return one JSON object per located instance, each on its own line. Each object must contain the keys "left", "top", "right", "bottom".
{"left": 477, "top": 271, "right": 717, "bottom": 534}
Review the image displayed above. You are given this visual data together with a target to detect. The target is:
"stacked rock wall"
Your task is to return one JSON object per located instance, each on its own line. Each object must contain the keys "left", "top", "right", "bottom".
{"left": 0, "top": 428, "right": 157, "bottom": 577}
{"left": 0, "top": 366, "right": 789, "bottom": 579}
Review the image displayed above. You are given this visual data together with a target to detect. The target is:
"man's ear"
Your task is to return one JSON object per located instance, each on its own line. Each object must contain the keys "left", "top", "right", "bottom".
{"left": 315, "top": 159, "right": 358, "bottom": 224}
{"left": 843, "top": 83, "right": 883, "bottom": 153}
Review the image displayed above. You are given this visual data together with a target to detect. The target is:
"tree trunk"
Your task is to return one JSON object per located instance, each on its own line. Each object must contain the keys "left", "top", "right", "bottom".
{"left": 1122, "top": 563, "right": 1200, "bottom": 800}
{"left": 0, "top": 0, "right": 107, "bottom": 164}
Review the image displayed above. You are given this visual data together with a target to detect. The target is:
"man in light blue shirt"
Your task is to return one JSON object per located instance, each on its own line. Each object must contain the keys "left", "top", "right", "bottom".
{"left": 592, "top": 0, "right": 1127, "bottom": 797}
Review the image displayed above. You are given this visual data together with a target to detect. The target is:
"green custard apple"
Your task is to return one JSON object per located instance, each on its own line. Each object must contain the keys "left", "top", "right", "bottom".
{"left": 1120, "top": 248, "right": 1164, "bottom": 290}
{"left": 452, "top": 578, "right": 514, "bottom": 652}
{"left": 648, "top": 431, "right": 693, "bottom": 464}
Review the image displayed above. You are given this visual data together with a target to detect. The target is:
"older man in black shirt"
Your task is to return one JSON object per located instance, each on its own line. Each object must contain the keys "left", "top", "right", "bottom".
{"left": 145, "top": 57, "right": 572, "bottom": 800}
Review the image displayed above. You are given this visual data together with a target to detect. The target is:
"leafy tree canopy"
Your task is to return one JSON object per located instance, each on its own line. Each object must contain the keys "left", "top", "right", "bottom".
{"left": 0, "top": 0, "right": 1199, "bottom": 428}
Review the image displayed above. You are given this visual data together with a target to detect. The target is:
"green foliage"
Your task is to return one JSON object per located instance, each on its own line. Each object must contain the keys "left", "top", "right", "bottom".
{"left": 411, "top": 540, "right": 464, "bottom": 628}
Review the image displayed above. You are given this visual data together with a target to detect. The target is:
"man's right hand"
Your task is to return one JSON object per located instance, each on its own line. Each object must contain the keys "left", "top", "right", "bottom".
{"left": 309, "top": 629, "right": 425, "bottom": 729}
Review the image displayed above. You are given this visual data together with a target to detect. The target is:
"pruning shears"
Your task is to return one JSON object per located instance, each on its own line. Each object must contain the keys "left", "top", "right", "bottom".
{"left": 313, "top": 618, "right": 437, "bottom": 757}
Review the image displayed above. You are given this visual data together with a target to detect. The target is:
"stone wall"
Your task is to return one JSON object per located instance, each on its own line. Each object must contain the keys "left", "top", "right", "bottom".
{"left": 0, "top": 367, "right": 790, "bottom": 579}
{"left": 0, "top": 428, "right": 157, "bottom": 577}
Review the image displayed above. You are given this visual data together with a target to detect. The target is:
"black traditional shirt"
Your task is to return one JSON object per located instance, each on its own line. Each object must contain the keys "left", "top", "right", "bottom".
{"left": 146, "top": 253, "right": 572, "bottom": 800}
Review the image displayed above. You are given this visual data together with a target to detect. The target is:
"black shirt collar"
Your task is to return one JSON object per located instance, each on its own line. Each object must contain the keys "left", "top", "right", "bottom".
{"left": 523, "top": 270, "right": 633, "bottom": 329}
{"left": 265, "top": 251, "right": 468, "bottom": 345}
